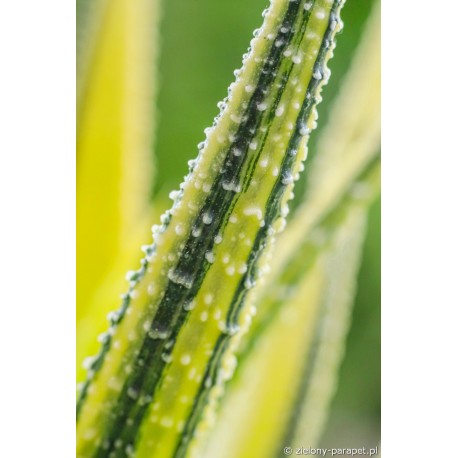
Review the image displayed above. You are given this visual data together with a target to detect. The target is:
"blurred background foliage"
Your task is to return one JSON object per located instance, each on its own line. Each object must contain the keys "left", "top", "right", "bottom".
{"left": 77, "top": 0, "right": 379, "bottom": 452}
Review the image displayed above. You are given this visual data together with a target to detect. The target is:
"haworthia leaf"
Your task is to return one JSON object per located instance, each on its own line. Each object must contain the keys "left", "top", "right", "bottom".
{"left": 76, "top": 0, "right": 346, "bottom": 456}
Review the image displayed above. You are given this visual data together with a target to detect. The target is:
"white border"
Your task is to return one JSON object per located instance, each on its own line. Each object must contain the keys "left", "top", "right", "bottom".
{"left": 1, "top": 0, "right": 457, "bottom": 456}
{"left": 382, "top": 0, "right": 458, "bottom": 456}
{"left": 0, "top": 1, "right": 75, "bottom": 455}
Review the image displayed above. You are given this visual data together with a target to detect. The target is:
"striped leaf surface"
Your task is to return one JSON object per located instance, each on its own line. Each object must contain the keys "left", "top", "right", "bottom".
{"left": 77, "top": 0, "right": 346, "bottom": 456}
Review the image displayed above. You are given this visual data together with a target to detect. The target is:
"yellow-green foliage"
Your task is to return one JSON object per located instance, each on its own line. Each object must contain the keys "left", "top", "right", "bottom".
{"left": 76, "top": 0, "right": 160, "bottom": 382}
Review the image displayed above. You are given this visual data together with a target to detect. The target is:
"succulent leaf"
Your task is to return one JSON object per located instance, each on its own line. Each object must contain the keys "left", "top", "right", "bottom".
{"left": 76, "top": 1, "right": 347, "bottom": 456}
